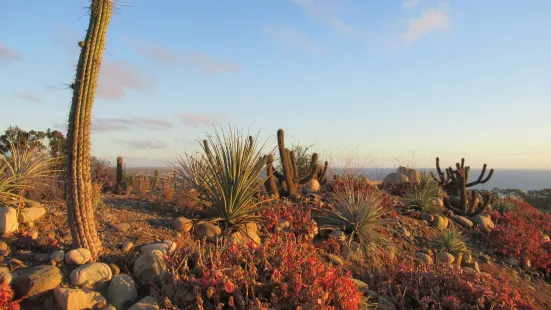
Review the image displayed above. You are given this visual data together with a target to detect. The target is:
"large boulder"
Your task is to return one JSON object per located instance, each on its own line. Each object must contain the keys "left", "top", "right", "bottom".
{"left": 128, "top": 296, "right": 159, "bottom": 310}
{"left": 133, "top": 250, "right": 167, "bottom": 284}
{"left": 53, "top": 287, "right": 106, "bottom": 310}
{"left": 194, "top": 222, "right": 221, "bottom": 242}
{"left": 172, "top": 217, "right": 192, "bottom": 233}
{"left": 396, "top": 166, "right": 420, "bottom": 183}
{"left": 383, "top": 172, "right": 409, "bottom": 185}
{"left": 471, "top": 215, "right": 495, "bottom": 232}
{"left": 70, "top": 262, "right": 113, "bottom": 289}
{"left": 65, "top": 248, "right": 92, "bottom": 265}
{"left": 302, "top": 179, "right": 321, "bottom": 194}
{"left": 14, "top": 265, "right": 62, "bottom": 299}
{"left": 18, "top": 207, "right": 46, "bottom": 223}
{"left": 0, "top": 207, "right": 18, "bottom": 234}
{"left": 107, "top": 274, "right": 139, "bottom": 309}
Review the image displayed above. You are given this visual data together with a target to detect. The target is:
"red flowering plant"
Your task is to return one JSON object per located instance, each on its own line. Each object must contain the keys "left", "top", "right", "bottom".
{"left": 357, "top": 260, "right": 536, "bottom": 310}
{"left": 156, "top": 232, "right": 364, "bottom": 309}
{"left": 486, "top": 198, "right": 551, "bottom": 274}
{"left": 0, "top": 282, "right": 20, "bottom": 310}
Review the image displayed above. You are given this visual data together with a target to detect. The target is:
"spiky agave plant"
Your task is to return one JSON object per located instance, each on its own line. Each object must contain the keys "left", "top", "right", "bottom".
{"left": 0, "top": 141, "right": 59, "bottom": 206}
{"left": 404, "top": 172, "right": 442, "bottom": 213}
{"left": 317, "top": 183, "right": 393, "bottom": 251}
{"left": 175, "top": 126, "right": 273, "bottom": 230}
{"left": 494, "top": 198, "right": 519, "bottom": 214}
{"left": 436, "top": 228, "right": 469, "bottom": 255}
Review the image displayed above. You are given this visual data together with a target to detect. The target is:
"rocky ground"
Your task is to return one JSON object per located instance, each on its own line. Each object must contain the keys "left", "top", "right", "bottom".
{"left": 1, "top": 191, "right": 551, "bottom": 309}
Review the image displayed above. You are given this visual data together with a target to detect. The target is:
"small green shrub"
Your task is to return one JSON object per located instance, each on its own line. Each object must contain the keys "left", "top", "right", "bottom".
{"left": 404, "top": 173, "right": 442, "bottom": 213}
{"left": 494, "top": 198, "right": 520, "bottom": 214}
{"left": 436, "top": 228, "right": 469, "bottom": 255}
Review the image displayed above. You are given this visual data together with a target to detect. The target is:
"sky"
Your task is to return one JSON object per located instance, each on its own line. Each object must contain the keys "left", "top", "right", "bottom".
{"left": 1, "top": 0, "right": 550, "bottom": 169}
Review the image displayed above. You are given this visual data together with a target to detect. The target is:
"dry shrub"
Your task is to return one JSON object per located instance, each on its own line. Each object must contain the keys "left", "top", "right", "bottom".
{"left": 163, "top": 182, "right": 174, "bottom": 202}
{"left": 91, "top": 181, "right": 103, "bottom": 207}
{"left": 135, "top": 176, "right": 151, "bottom": 199}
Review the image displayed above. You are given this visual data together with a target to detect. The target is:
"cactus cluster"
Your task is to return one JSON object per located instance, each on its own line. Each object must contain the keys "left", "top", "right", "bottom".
{"left": 433, "top": 157, "right": 495, "bottom": 216}
{"left": 264, "top": 129, "right": 328, "bottom": 198}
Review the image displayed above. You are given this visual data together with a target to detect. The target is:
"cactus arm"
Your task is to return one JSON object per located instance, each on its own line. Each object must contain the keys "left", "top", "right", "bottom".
{"left": 264, "top": 155, "right": 279, "bottom": 196}
{"left": 289, "top": 150, "right": 299, "bottom": 181}
{"left": 466, "top": 164, "right": 494, "bottom": 187}
{"left": 277, "top": 129, "right": 296, "bottom": 196}
{"left": 299, "top": 153, "right": 319, "bottom": 184}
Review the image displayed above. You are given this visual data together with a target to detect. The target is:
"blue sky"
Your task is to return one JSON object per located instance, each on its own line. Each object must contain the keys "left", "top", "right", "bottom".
{"left": 1, "top": 0, "right": 550, "bottom": 169}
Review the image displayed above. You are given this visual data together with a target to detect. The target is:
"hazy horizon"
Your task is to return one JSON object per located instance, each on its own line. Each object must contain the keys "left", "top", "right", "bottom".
{"left": 2, "top": 1, "right": 550, "bottom": 169}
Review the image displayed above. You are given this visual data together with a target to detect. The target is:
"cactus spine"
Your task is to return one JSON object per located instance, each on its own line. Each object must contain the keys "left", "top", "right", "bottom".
{"left": 65, "top": 0, "right": 113, "bottom": 260}
{"left": 116, "top": 156, "right": 124, "bottom": 194}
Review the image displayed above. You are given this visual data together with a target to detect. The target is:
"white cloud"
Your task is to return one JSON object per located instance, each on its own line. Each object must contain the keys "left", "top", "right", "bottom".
{"left": 0, "top": 43, "right": 22, "bottom": 64}
{"left": 291, "top": 0, "right": 354, "bottom": 35}
{"left": 402, "top": 8, "right": 450, "bottom": 42}
{"left": 403, "top": 0, "right": 420, "bottom": 8}
{"left": 180, "top": 112, "right": 226, "bottom": 128}
{"left": 263, "top": 24, "right": 322, "bottom": 54}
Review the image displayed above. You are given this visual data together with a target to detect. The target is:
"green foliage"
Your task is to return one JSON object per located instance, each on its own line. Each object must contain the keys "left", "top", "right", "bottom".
{"left": 175, "top": 126, "right": 271, "bottom": 229}
{"left": 290, "top": 142, "right": 316, "bottom": 177}
{"left": 317, "top": 183, "right": 393, "bottom": 250}
{"left": 404, "top": 173, "right": 441, "bottom": 213}
{"left": 0, "top": 126, "right": 66, "bottom": 158}
{"left": 494, "top": 199, "right": 520, "bottom": 214}
{"left": 436, "top": 228, "right": 469, "bottom": 255}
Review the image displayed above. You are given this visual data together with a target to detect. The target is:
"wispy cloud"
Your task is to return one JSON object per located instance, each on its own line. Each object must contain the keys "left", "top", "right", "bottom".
{"left": 403, "top": 0, "right": 420, "bottom": 8}
{"left": 180, "top": 112, "right": 226, "bottom": 128}
{"left": 129, "top": 41, "right": 240, "bottom": 76}
{"left": 263, "top": 24, "right": 322, "bottom": 54}
{"left": 14, "top": 91, "right": 42, "bottom": 103}
{"left": 96, "top": 60, "right": 156, "bottom": 100}
{"left": 402, "top": 4, "right": 450, "bottom": 42}
{"left": 0, "top": 43, "right": 22, "bottom": 64}
{"left": 114, "top": 138, "right": 168, "bottom": 150}
{"left": 291, "top": 0, "right": 354, "bottom": 35}
{"left": 93, "top": 117, "right": 173, "bottom": 132}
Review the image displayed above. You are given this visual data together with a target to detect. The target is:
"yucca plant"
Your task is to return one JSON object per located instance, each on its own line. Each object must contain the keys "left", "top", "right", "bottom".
{"left": 436, "top": 228, "right": 469, "bottom": 255}
{"left": 0, "top": 141, "right": 59, "bottom": 206}
{"left": 317, "top": 183, "right": 393, "bottom": 251}
{"left": 174, "top": 126, "right": 272, "bottom": 230}
{"left": 403, "top": 172, "right": 442, "bottom": 213}
{"left": 494, "top": 198, "right": 519, "bottom": 214}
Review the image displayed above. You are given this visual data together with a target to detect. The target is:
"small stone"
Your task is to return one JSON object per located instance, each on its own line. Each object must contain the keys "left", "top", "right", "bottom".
{"left": 302, "top": 179, "right": 321, "bottom": 194}
{"left": 0, "top": 267, "right": 12, "bottom": 284}
{"left": 18, "top": 206, "right": 46, "bottom": 223}
{"left": 414, "top": 252, "right": 433, "bottom": 265}
{"left": 65, "top": 248, "right": 92, "bottom": 265}
{"left": 437, "top": 252, "right": 455, "bottom": 265}
{"left": 0, "top": 207, "right": 19, "bottom": 234}
{"left": 27, "top": 221, "right": 34, "bottom": 228}
{"left": 471, "top": 215, "right": 495, "bottom": 233}
{"left": 122, "top": 241, "right": 134, "bottom": 253}
{"left": 28, "top": 229, "right": 39, "bottom": 240}
{"left": 70, "top": 262, "right": 113, "bottom": 289}
{"left": 128, "top": 296, "right": 159, "bottom": 310}
{"left": 11, "top": 258, "right": 25, "bottom": 266}
{"left": 506, "top": 257, "right": 520, "bottom": 267}
{"left": 194, "top": 222, "right": 221, "bottom": 242}
{"left": 419, "top": 213, "right": 434, "bottom": 223}
{"left": 227, "top": 230, "right": 261, "bottom": 247}
{"left": 53, "top": 287, "right": 107, "bottom": 310}
{"left": 108, "top": 263, "right": 120, "bottom": 275}
{"left": 432, "top": 215, "right": 449, "bottom": 230}
{"left": 0, "top": 241, "right": 9, "bottom": 256}
{"left": 50, "top": 250, "right": 65, "bottom": 263}
{"left": 110, "top": 222, "right": 131, "bottom": 232}
{"left": 172, "top": 217, "right": 192, "bottom": 233}
{"left": 14, "top": 265, "right": 63, "bottom": 299}
{"left": 453, "top": 216, "right": 473, "bottom": 228}
{"left": 141, "top": 241, "right": 176, "bottom": 255}
{"left": 107, "top": 274, "right": 138, "bottom": 309}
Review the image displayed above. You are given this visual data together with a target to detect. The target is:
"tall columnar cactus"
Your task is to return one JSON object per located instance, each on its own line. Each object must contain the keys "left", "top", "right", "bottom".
{"left": 264, "top": 154, "right": 279, "bottom": 197}
{"left": 116, "top": 156, "right": 124, "bottom": 194}
{"left": 65, "top": 0, "right": 113, "bottom": 260}
{"left": 432, "top": 157, "right": 494, "bottom": 195}
{"left": 443, "top": 169, "right": 495, "bottom": 216}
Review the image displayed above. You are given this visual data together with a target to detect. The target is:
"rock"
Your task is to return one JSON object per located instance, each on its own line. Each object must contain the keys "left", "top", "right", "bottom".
{"left": 107, "top": 274, "right": 138, "bottom": 309}
{"left": 194, "top": 222, "right": 221, "bottom": 242}
{"left": 172, "top": 217, "right": 193, "bottom": 233}
{"left": 453, "top": 216, "right": 473, "bottom": 228}
{"left": 506, "top": 257, "right": 520, "bottom": 267}
{"left": 28, "top": 229, "right": 39, "bottom": 239}
{"left": 11, "top": 258, "right": 25, "bottom": 267}
{"left": 434, "top": 198, "right": 444, "bottom": 209}
{"left": 471, "top": 215, "right": 494, "bottom": 232}
{"left": 414, "top": 252, "right": 433, "bottom": 265}
{"left": 0, "top": 207, "right": 18, "bottom": 234}
{"left": 133, "top": 250, "right": 167, "bottom": 284}
{"left": 0, "top": 267, "right": 12, "bottom": 284}
{"left": 432, "top": 215, "right": 449, "bottom": 230}
{"left": 419, "top": 213, "right": 434, "bottom": 223}
{"left": 70, "top": 262, "right": 113, "bottom": 289}
{"left": 51, "top": 250, "right": 65, "bottom": 263}
{"left": 18, "top": 207, "right": 46, "bottom": 223}
{"left": 397, "top": 166, "right": 420, "bottom": 183}
{"left": 436, "top": 252, "right": 455, "bottom": 264}
{"left": 14, "top": 265, "right": 62, "bottom": 299}
{"left": 0, "top": 241, "right": 9, "bottom": 256}
{"left": 147, "top": 219, "right": 163, "bottom": 227}
{"left": 108, "top": 263, "right": 120, "bottom": 275}
{"left": 303, "top": 179, "right": 320, "bottom": 193}
{"left": 111, "top": 222, "right": 131, "bottom": 232}
{"left": 245, "top": 222, "right": 258, "bottom": 235}
{"left": 326, "top": 253, "right": 344, "bottom": 266}
{"left": 34, "top": 253, "right": 51, "bottom": 263}
{"left": 543, "top": 234, "right": 550, "bottom": 243}
{"left": 141, "top": 241, "right": 176, "bottom": 255}
{"left": 53, "top": 287, "right": 107, "bottom": 310}
{"left": 383, "top": 172, "right": 409, "bottom": 184}
{"left": 100, "top": 305, "right": 117, "bottom": 310}
{"left": 329, "top": 229, "right": 346, "bottom": 242}
{"left": 128, "top": 296, "right": 159, "bottom": 310}
{"left": 228, "top": 229, "right": 261, "bottom": 247}
{"left": 122, "top": 241, "right": 134, "bottom": 254}
{"left": 65, "top": 248, "right": 92, "bottom": 265}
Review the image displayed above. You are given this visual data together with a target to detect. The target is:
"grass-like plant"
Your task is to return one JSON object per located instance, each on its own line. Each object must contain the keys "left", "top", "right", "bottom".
{"left": 174, "top": 126, "right": 271, "bottom": 230}
{"left": 0, "top": 141, "right": 58, "bottom": 206}
{"left": 317, "top": 183, "right": 393, "bottom": 250}
{"left": 494, "top": 198, "right": 520, "bottom": 214}
{"left": 436, "top": 228, "right": 469, "bottom": 255}
{"left": 403, "top": 172, "right": 442, "bottom": 213}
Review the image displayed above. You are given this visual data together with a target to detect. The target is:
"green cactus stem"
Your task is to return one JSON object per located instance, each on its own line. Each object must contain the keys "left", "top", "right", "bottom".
{"left": 264, "top": 155, "right": 279, "bottom": 197}
{"left": 277, "top": 129, "right": 297, "bottom": 196}
{"left": 65, "top": 0, "right": 113, "bottom": 260}
{"left": 116, "top": 156, "right": 124, "bottom": 194}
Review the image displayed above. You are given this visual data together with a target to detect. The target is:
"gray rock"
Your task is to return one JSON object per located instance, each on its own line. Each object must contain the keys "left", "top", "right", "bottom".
{"left": 128, "top": 296, "right": 159, "bottom": 310}
{"left": 506, "top": 257, "right": 520, "bottom": 267}
{"left": 53, "top": 287, "right": 106, "bottom": 310}
{"left": 141, "top": 241, "right": 176, "bottom": 255}
{"left": 227, "top": 230, "right": 261, "bottom": 247}
{"left": 107, "top": 274, "right": 138, "bottom": 309}
{"left": 419, "top": 213, "right": 434, "bottom": 223}
{"left": 70, "top": 262, "right": 113, "bottom": 288}
{"left": 111, "top": 222, "right": 131, "bottom": 232}
{"left": 18, "top": 207, "right": 46, "bottom": 223}
{"left": 51, "top": 250, "right": 65, "bottom": 263}
{"left": 133, "top": 250, "right": 167, "bottom": 284}
{"left": 383, "top": 172, "right": 409, "bottom": 184}
{"left": 436, "top": 252, "right": 455, "bottom": 265}
{"left": 397, "top": 166, "right": 420, "bottom": 183}
{"left": 14, "top": 265, "right": 62, "bottom": 299}
{"left": 34, "top": 253, "right": 51, "bottom": 263}
{"left": 0, "top": 207, "right": 18, "bottom": 234}
{"left": 65, "top": 248, "right": 92, "bottom": 265}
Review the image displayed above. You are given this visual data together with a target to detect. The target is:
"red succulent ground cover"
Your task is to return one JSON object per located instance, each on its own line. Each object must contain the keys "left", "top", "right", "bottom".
{"left": 486, "top": 198, "right": 551, "bottom": 273}
{"left": 0, "top": 283, "right": 20, "bottom": 310}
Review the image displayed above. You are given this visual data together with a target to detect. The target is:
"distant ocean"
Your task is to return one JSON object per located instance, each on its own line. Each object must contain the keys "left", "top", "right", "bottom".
{"left": 336, "top": 168, "right": 551, "bottom": 192}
